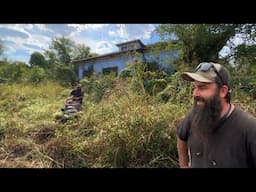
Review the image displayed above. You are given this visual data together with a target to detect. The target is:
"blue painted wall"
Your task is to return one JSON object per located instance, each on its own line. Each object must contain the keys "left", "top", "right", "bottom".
{"left": 78, "top": 54, "right": 135, "bottom": 79}
{"left": 78, "top": 49, "right": 179, "bottom": 80}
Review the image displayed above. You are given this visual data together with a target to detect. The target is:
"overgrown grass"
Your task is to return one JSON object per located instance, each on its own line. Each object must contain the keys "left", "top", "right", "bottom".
{"left": 0, "top": 75, "right": 255, "bottom": 168}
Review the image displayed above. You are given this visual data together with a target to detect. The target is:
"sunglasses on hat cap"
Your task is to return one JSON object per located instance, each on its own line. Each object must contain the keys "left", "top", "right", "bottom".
{"left": 195, "top": 62, "right": 224, "bottom": 86}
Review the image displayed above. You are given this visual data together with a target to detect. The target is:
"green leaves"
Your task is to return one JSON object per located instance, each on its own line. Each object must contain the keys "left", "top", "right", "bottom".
{"left": 156, "top": 24, "right": 238, "bottom": 67}
{"left": 29, "top": 52, "right": 48, "bottom": 68}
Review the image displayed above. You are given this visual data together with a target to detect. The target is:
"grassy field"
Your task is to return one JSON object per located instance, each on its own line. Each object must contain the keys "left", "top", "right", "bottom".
{"left": 0, "top": 78, "right": 255, "bottom": 168}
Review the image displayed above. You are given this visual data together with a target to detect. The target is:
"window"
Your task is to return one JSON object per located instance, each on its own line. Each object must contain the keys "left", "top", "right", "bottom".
{"left": 102, "top": 67, "right": 118, "bottom": 76}
{"left": 83, "top": 65, "right": 94, "bottom": 78}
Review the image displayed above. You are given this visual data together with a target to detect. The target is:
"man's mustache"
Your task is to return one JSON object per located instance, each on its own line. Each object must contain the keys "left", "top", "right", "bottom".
{"left": 194, "top": 96, "right": 206, "bottom": 103}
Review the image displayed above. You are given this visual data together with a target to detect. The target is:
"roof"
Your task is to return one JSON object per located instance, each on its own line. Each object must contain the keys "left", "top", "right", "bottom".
{"left": 72, "top": 48, "right": 144, "bottom": 63}
{"left": 72, "top": 40, "right": 178, "bottom": 64}
{"left": 115, "top": 39, "right": 145, "bottom": 47}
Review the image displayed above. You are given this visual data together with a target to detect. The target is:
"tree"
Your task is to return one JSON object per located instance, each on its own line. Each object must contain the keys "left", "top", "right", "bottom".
{"left": 73, "top": 44, "right": 90, "bottom": 60}
{"left": 55, "top": 64, "right": 78, "bottom": 86}
{"left": 234, "top": 44, "right": 256, "bottom": 74}
{"left": 49, "top": 36, "right": 75, "bottom": 66}
{"left": 155, "top": 24, "right": 239, "bottom": 68}
{"left": 0, "top": 61, "right": 29, "bottom": 82}
{"left": 236, "top": 24, "right": 256, "bottom": 42}
{"left": 228, "top": 24, "right": 256, "bottom": 72}
{"left": 46, "top": 37, "right": 93, "bottom": 67}
{"left": 29, "top": 52, "right": 48, "bottom": 68}
{"left": 43, "top": 36, "right": 96, "bottom": 85}
{"left": 44, "top": 50, "right": 59, "bottom": 65}
{"left": 27, "top": 65, "right": 47, "bottom": 83}
{"left": 45, "top": 37, "right": 94, "bottom": 77}
{"left": 72, "top": 44, "right": 95, "bottom": 74}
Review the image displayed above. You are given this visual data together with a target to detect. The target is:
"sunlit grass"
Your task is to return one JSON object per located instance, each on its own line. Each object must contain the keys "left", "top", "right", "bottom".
{"left": 0, "top": 78, "right": 255, "bottom": 168}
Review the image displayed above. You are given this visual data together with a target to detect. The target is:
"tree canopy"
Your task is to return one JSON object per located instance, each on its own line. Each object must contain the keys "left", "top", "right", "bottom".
{"left": 45, "top": 36, "right": 93, "bottom": 67}
{"left": 29, "top": 51, "right": 48, "bottom": 68}
{"left": 155, "top": 24, "right": 239, "bottom": 68}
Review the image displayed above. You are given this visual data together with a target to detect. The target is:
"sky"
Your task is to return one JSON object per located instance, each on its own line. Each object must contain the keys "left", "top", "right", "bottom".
{"left": 0, "top": 24, "right": 247, "bottom": 65}
{"left": 0, "top": 24, "right": 162, "bottom": 64}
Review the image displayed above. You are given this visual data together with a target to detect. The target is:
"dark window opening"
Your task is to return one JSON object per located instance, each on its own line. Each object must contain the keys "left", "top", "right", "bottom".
{"left": 83, "top": 65, "right": 94, "bottom": 78}
{"left": 103, "top": 67, "right": 118, "bottom": 76}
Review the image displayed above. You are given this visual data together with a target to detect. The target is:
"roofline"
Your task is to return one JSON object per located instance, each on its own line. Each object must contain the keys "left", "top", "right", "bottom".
{"left": 115, "top": 39, "right": 145, "bottom": 47}
{"left": 72, "top": 48, "right": 144, "bottom": 63}
{"left": 72, "top": 40, "right": 178, "bottom": 64}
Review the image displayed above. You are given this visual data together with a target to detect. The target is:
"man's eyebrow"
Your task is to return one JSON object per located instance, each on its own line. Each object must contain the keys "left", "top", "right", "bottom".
{"left": 194, "top": 83, "right": 208, "bottom": 87}
{"left": 198, "top": 84, "right": 207, "bottom": 87}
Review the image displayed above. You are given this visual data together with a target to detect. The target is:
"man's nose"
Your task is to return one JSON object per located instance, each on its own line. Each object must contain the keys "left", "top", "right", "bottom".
{"left": 193, "top": 88, "right": 200, "bottom": 97}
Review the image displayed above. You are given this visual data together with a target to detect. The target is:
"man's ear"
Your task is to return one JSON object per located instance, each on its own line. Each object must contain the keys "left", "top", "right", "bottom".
{"left": 220, "top": 85, "right": 229, "bottom": 98}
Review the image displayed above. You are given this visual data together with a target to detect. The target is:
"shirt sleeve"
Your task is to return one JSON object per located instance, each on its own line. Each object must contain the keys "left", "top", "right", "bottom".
{"left": 246, "top": 115, "right": 256, "bottom": 167}
{"left": 176, "top": 112, "right": 191, "bottom": 141}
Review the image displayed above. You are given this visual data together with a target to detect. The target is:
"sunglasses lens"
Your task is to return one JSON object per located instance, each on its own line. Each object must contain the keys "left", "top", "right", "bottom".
{"left": 195, "top": 63, "right": 224, "bottom": 85}
{"left": 196, "top": 63, "right": 213, "bottom": 72}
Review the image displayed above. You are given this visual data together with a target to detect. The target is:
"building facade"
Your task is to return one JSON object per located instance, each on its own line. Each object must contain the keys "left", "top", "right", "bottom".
{"left": 73, "top": 39, "right": 178, "bottom": 80}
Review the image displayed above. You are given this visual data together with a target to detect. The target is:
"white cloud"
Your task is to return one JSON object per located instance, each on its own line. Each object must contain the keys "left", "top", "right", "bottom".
{"left": 108, "top": 31, "right": 116, "bottom": 36}
{"left": 0, "top": 24, "right": 32, "bottom": 39}
{"left": 109, "top": 24, "right": 156, "bottom": 42}
{"left": 68, "top": 24, "right": 108, "bottom": 31}
{"left": 34, "top": 24, "right": 54, "bottom": 33}
{"left": 0, "top": 24, "right": 159, "bottom": 64}
{"left": 116, "top": 24, "right": 129, "bottom": 40}
{"left": 85, "top": 24, "right": 109, "bottom": 29}
{"left": 27, "top": 34, "right": 51, "bottom": 48}
{"left": 70, "top": 35, "right": 117, "bottom": 54}
{"left": 68, "top": 24, "right": 110, "bottom": 38}
{"left": 0, "top": 24, "right": 53, "bottom": 52}
{"left": 67, "top": 24, "right": 88, "bottom": 32}
{"left": 4, "top": 43, "right": 16, "bottom": 53}
{"left": 4, "top": 36, "right": 26, "bottom": 51}
{"left": 143, "top": 24, "right": 155, "bottom": 39}
{"left": 20, "top": 24, "right": 34, "bottom": 30}
{"left": 4, "top": 38, "right": 30, "bottom": 55}
{"left": 94, "top": 40, "right": 117, "bottom": 54}
{"left": 143, "top": 30, "right": 153, "bottom": 39}
{"left": 44, "top": 24, "right": 75, "bottom": 37}
{"left": 3, "top": 33, "right": 51, "bottom": 57}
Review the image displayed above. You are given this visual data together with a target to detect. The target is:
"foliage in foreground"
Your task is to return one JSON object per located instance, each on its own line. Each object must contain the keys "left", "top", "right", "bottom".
{"left": 0, "top": 69, "right": 255, "bottom": 168}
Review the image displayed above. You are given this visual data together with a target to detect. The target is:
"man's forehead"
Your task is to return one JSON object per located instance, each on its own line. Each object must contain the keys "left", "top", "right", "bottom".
{"left": 193, "top": 81, "right": 215, "bottom": 86}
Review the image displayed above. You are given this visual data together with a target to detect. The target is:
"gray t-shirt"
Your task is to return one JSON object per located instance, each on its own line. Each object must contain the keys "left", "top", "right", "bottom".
{"left": 177, "top": 107, "right": 256, "bottom": 168}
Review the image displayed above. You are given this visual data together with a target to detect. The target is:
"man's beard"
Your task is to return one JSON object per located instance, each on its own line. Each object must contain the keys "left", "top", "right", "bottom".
{"left": 190, "top": 90, "right": 222, "bottom": 140}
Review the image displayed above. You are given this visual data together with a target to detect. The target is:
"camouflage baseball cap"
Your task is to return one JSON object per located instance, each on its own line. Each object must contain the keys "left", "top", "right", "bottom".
{"left": 181, "top": 62, "right": 231, "bottom": 87}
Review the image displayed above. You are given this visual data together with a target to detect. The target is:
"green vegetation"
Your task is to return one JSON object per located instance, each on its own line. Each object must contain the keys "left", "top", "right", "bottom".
{"left": 0, "top": 78, "right": 180, "bottom": 167}
{"left": 0, "top": 63, "right": 255, "bottom": 168}
{"left": 0, "top": 24, "right": 256, "bottom": 167}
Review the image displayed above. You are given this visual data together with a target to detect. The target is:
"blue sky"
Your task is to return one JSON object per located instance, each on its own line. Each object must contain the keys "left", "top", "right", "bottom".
{"left": 0, "top": 24, "right": 247, "bottom": 65}
{"left": 0, "top": 24, "right": 162, "bottom": 64}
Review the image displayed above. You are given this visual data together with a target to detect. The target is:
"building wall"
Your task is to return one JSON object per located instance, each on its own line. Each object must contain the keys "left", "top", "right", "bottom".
{"left": 78, "top": 54, "right": 138, "bottom": 79}
{"left": 78, "top": 49, "right": 179, "bottom": 80}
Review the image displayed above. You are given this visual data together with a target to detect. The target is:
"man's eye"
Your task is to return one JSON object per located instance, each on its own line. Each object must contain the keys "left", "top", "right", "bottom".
{"left": 199, "top": 86, "right": 207, "bottom": 89}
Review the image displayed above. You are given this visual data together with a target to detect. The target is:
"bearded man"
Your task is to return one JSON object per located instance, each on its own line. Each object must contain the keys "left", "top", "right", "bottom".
{"left": 177, "top": 62, "right": 256, "bottom": 168}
